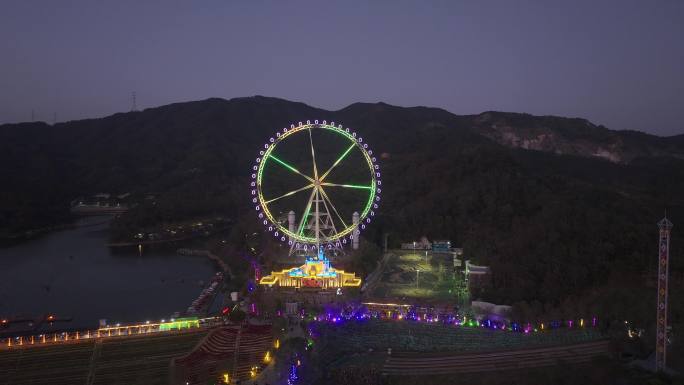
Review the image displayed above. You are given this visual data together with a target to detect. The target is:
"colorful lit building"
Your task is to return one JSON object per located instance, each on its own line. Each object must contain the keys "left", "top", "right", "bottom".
{"left": 259, "top": 248, "right": 361, "bottom": 288}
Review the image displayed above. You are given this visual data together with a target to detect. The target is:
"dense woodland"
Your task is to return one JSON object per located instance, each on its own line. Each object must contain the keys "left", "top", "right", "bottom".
{"left": 2, "top": 96, "right": 684, "bottom": 360}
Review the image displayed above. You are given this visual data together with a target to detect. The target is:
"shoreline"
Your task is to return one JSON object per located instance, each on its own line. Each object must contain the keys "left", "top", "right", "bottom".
{"left": 106, "top": 234, "right": 198, "bottom": 248}
{"left": 107, "top": 225, "right": 230, "bottom": 248}
{"left": 0, "top": 217, "right": 112, "bottom": 248}
{"left": 176, "top": 248, "right": 234, "bottom": 280}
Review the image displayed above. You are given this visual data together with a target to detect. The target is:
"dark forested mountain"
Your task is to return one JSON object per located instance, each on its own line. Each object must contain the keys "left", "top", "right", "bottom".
{"left": 2, "top": 96, "right": 684, "bottom": 313}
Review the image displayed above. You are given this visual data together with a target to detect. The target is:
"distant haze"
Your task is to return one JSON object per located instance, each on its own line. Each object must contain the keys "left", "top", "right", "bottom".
{"left": 1, "top": 1, "right": 683, "bottom": 136}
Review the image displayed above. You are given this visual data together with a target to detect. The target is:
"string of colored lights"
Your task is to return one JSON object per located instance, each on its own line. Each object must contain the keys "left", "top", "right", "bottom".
{"left": 299, "top": 308, "right": 598, "bottom": 335}
{"left": 1, "top": 316, "right": 214, "bottom": 350}
{"left": 288, "top": 362, "right": 299, "bottom": 385}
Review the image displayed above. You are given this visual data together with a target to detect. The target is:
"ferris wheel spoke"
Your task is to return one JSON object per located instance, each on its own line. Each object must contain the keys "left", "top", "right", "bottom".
{"left": 320, "top": 182, "right": 373, "bottom": 190}
{"left": 264, "top": 183, "right": 314, "bottom": 204}
{"left": 267, "top": 154, "right": 314, "bottom": 183}
{"left": 319, "top": 187, "right": 348, "bottom": 229}
{"left": 308, "top": 128, "right": 319, "bottom": 180}
{"left": 296, "top": 188, "right": 317, "bottom": 236}
{"left": 320, "top": 143, "right": 356, "bottom": 182}
{"left": 318, "top": 189, "right": 340, "bottom": 237}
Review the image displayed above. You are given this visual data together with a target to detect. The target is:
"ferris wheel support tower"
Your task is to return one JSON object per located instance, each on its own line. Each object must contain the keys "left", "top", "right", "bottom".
{"left": 289, "top": 185, "right": 341, "bottom": 256}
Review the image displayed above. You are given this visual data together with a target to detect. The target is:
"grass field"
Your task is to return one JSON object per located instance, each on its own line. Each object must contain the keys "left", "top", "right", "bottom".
{"left": 0, "top": 330, "right": 206, "bottom": 385}
{"left": 368, "top": 251, "right": 468, "bottom": 302}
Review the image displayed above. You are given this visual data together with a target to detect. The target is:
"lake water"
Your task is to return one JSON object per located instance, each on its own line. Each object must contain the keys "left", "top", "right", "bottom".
{"left": 0, "top": 217, "right": 216, "bottom": 328}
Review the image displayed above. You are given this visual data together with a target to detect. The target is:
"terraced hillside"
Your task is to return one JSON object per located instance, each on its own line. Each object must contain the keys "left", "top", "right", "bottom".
{"left": 317, "top": 320, "right": 603, "bottom": 359}
{"left": 0, "top": 330, "right": 206, "bottom": 385}
{"left": 383, "top": 339, "right": 612, "bottom": 375}
{"left": 0, "top": 342, "right": 95, "bottom": 385}
{"left": 173, "top": 325, "right": 273, "bottom": 385}
{"left": 92, "top": 332, "right": 206, "bottom": 385}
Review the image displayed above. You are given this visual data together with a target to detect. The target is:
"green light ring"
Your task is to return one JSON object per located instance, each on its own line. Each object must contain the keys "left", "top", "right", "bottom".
{"left": 256, "top": 123, "right": 376, "bottom": 242}
{"left": 253, "top": 122, "right": 380, "bottom": 245}
{"left": 321, "top": 124, "right": 377, "bottom": 220}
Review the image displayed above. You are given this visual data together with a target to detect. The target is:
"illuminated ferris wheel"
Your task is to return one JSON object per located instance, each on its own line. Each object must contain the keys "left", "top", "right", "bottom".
{"left": 251, "top": 120, "right": 381, "bottom": 253}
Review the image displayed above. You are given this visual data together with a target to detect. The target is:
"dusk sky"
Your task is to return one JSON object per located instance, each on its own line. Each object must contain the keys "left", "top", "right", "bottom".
{"left": 1, "top": 1, "right": 682, "bottom": 136}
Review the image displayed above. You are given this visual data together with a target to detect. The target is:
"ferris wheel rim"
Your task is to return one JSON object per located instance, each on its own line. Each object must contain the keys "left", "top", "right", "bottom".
{"left": 251, "top": 120, "right": 381, "bottom": 246}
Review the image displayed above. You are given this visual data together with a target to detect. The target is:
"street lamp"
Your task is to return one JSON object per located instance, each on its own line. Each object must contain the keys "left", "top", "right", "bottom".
{"left": 425, "top": 250, "right": 428, "bottom": 264}
{"left": 416, "top": 268, "right": 420, "bottom": 288}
